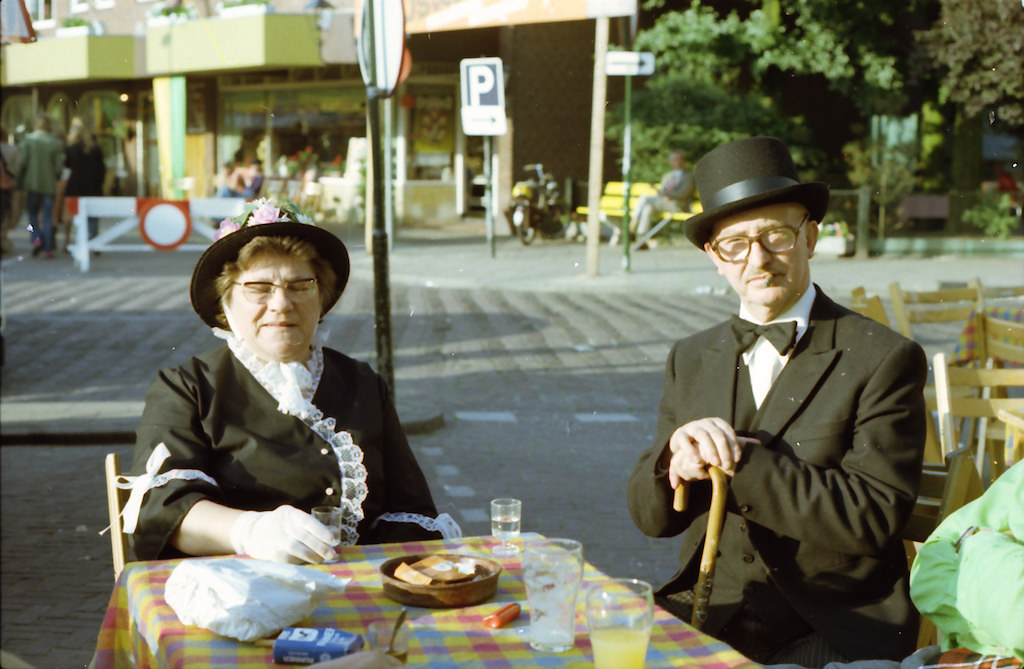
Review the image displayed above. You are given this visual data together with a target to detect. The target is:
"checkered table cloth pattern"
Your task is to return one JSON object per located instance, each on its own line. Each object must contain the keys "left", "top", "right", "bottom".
{"left": 92, "top": 535, "right": 758, "bottom": 668}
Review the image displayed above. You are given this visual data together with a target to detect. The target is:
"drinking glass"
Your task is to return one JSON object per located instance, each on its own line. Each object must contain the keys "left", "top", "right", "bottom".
{"left": 311, "top": 506, "right": 343, "bottom": 545}
{"left": 490, "top": 498, "right": 522, "bottom": 556}
{"left": 367, "top": 618, "right": 409, "bottom": 664}
{"left": 586, "top": 578, "right": 654, "bottom": 669}
{"left": 522, "top": 538, "right": 583, "bottom": 652}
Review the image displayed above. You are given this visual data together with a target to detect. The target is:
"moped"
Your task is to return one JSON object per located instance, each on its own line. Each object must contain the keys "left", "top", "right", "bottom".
{"left": 503, "top": 163, "right": 565, "bottom": 244}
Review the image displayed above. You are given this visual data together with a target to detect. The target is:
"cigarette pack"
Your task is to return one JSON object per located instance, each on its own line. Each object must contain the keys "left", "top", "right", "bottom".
{"left": 271, "top": 627, "right": 364, "bottom": 665}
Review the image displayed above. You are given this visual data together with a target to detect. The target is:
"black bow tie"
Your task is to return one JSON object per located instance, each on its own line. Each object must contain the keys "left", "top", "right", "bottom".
{"left": 730, "top": 316, "right": 797, "bottom": 355}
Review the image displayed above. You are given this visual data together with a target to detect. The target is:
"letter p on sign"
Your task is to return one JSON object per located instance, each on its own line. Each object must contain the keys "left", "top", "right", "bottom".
{"left": 460, "top": 57, "right": 507, "bottom": 136}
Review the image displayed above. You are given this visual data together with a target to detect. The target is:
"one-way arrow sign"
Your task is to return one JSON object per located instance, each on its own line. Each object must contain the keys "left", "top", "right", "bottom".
{"left": 606, "top": 51, "right": 655, "bottom": 76}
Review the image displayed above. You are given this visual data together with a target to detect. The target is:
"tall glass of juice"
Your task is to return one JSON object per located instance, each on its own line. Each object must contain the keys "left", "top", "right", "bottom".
{"left": 586, "top": 578, "right": 653, "bottom": 669}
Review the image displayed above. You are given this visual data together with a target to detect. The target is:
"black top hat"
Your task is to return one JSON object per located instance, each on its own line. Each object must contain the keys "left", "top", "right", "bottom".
{"left": 190, "top": 199, "right": 350, "bottom": 329}
{"left": 683, "top": 136, "right": 829, "bottom": 248}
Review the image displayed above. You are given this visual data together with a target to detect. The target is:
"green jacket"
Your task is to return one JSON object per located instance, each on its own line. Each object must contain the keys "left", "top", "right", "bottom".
{"left": 17, "top": 129, "right": 63, "bottom": 194}
{"left": 910, "top": 461, "right": 1024, "bottom": 659}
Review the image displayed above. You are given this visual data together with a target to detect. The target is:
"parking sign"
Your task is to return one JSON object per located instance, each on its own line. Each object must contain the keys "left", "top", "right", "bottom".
{"left": 460, "top": 57, "right": 507, "bottom": 136}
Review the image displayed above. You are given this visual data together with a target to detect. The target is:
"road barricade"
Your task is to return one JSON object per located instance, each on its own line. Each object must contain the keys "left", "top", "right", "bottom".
{"left": 68, "top": 197, "right": 247, "bottom": 272}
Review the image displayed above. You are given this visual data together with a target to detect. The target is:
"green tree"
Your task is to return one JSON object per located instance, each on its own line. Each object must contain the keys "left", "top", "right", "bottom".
{"left": 916, "top": 0, "right": 1024, "bottom": 130}
{"left": 616, "top": 0, "right": 936, "bottom": 180}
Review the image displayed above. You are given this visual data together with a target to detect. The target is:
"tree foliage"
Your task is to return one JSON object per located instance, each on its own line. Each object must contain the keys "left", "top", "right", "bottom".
{"left": 916, "top": 0, "right": 1024, "bottom": 129}
{"left": 613, "top": 0, "right": 936, "bottom": 181}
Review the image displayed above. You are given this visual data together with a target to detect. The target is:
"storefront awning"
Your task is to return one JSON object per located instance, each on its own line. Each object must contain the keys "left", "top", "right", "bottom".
{"left": 1, "top": 35, "right": 138, "bottom": 86}
{"left": 146, "top": 14, "right": 327, "bottom": 76}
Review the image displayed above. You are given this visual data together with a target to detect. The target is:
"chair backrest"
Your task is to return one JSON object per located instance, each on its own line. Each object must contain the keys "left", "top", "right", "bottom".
{"left": 997, "top": 407, "right": 1024, "bottom": 468}
{"left": 850, "top": 287, "right": 892, "bottom": 327}
{"left": 933, "top": 352, "right": 1024, "bottom": 485}
{"left": 902, "top": 446, "right": 983, "bottom": 648}
{"left": 976, "top": 310, "right": 1024, "bottom": 367}
{"left": 888, "top": 279, "right": 983, "bottom": 340}
{"left": 105, "top": 452, "right": 129, "bottom": 580}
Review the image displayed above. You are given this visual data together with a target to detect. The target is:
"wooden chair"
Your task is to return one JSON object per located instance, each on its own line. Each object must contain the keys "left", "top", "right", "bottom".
{"left": 975, "top": 310, "right": 1024, "bottom": 367}
{"left": 902, "top": 446, "right": 984, "bottom": 647}
{"left": 997, "top": 407, "right": 1024, "bottom": 467}
{"left": 888, "top": 279, "right": 983, "bottom": 341}
{"left": 850, "top": 287, "right": 891, "bottom": 327}
{"left": 933, "top": 352, "right": 1024, "bottom": 486}
{"left": 105, "top": 453, "right": 130, "bottom": 580}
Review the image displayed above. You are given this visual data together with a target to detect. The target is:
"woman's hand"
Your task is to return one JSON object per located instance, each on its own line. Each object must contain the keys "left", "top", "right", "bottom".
{"left": 230, "top": 505, "right": 337, "bottom": 564}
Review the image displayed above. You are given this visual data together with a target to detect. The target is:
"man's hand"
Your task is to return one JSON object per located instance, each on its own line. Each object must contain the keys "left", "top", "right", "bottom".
{"left": 667, "top": 418, "right": 754, "bottom": 488}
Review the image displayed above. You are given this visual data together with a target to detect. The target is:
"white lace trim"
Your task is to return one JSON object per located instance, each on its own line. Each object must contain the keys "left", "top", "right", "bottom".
{"left": 214, "top": 327, "right": 368, "bottom": 546}
{"left": 101, "top": 442, "right": 219, "bottom": 535}
{"left": 376, "top": 512, "right": 463, "bottom": 539}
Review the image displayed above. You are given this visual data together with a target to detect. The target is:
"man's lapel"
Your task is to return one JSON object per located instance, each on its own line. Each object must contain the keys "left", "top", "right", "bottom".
{"left": 695, "top": 324, "right": 743, "bottom": 422}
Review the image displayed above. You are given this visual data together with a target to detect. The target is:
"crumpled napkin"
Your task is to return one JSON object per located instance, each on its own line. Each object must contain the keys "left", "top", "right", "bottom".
{"left": 164, "top": 558, "right": 349, "bottom": 642}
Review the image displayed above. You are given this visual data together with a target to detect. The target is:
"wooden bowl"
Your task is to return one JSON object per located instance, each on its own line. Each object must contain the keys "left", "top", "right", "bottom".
{"left": 379, "top": 553, "right": 502, "bottom": 608}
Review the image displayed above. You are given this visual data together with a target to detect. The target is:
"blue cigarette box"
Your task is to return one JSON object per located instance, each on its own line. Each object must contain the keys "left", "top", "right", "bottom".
{"left": 272, "top": 627, "right": 364, "bottom": 665}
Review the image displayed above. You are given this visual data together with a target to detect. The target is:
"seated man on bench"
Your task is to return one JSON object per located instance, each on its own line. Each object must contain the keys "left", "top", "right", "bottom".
{"left": 612, "top": 149, "right": 696, "bottom": 248}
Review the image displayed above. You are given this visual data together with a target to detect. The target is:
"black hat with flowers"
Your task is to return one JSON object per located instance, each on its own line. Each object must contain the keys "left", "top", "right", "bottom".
{"left": 189, "top": 198, "right": 350, "bottom": 329}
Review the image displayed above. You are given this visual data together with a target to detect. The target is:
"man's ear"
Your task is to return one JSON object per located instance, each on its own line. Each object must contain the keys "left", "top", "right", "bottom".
{"left": 805, "top": 219, "right": 820, "bottom": 258}
{"left": 704, "top": 242, "right": 727, "bottom": 276}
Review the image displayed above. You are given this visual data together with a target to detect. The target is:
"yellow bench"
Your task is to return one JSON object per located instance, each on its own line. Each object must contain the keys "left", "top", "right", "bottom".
{"left": 576, "top": 181, "right": 701, "bottom": 249}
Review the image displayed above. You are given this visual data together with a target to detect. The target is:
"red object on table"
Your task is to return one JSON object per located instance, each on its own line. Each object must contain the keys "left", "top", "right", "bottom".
{"left": 91, "top": 535, "right": 758, "bottom": 669}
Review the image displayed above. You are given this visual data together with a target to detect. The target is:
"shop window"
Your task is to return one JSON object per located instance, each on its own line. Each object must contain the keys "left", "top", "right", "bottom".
{"left": 1, "top": 95, "right": 37, "bottom": 142}
{"left": 26, "top": 0, "right": 54, "bottom": 25}
{"left": 220, "top": 85, "right": 366, "bottom": 182}
{"left": 407, "top": 88, "right": 455, "bottom": 180}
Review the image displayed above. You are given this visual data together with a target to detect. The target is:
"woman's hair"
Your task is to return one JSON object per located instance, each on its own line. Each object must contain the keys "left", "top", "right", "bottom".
{"left": 67, "top": 123, "right": 96, "bottom": 151}
{"left": 212, "top": 235, "right": 337, "bottom": 328}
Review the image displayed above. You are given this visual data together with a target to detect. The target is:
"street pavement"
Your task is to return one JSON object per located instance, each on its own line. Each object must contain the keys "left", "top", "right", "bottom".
{"left": 1, "top": 218, "right": 1019, "bottom": 667}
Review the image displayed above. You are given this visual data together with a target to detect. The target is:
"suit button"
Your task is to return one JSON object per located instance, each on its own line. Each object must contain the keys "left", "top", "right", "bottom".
{"left": 321, "top": 448, "right": 329, "bottom": 455}
{"left": 740, "top": 523, "right": 748, "bottom": 533}
{"left": 742, "top": 553, "right": 755, "bottom": 564}
{"left": 325, "top": 487, "right": 334, "bottom": 496}
{"left": 740, "top": 504, "right": 752, "bottom": 513}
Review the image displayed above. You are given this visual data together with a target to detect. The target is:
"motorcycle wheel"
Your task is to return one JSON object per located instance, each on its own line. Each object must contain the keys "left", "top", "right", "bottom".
{"left": 520, "top": 223, "right": 536, "bottom": 245}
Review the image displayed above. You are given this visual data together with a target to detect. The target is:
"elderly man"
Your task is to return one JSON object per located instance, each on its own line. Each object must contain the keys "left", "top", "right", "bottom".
{"left": 627, "top": 137, "right": 926, "bottom": 667}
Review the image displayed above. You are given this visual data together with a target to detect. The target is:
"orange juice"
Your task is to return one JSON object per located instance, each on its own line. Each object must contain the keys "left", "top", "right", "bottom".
{"left": 590, "top": 626, "right": 649, "bottom": 669}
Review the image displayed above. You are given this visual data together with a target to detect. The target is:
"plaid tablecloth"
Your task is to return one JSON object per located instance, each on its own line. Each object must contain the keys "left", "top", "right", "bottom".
{"left": 950, "top": 305, "right": 1024, "bottom": 366}
{"left": 92, "top": 535, "right": 758, "bottom": 668}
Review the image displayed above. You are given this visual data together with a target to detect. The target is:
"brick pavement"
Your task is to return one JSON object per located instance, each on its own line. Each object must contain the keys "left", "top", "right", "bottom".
{"left": 0, "top": 221, "right": 1013, "bottom": 667}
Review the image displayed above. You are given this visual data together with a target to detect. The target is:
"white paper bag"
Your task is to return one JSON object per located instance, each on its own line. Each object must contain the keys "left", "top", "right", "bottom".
{"left": 164, "top": 558, "right": 349, "bottom": 642}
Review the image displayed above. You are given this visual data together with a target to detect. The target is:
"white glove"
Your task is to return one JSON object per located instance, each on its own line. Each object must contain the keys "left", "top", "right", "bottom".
{"left": 230, "top": 505, "right": 337, "bottom": 564}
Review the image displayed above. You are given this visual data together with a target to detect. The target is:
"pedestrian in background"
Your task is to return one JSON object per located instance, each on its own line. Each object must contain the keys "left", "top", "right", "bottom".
{"left": 17, "top": 115, "right": 64, "bottom": 258}
{"left": 0, "top": 125, "right": 20, "bottom": 255}
{"left": 64, "top": 121, "right": 107, "bottom": 242}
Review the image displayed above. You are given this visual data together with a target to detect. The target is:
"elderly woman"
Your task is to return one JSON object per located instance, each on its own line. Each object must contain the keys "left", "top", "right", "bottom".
{"left": 125, "top": 199, "right": 457, "bottom": 564}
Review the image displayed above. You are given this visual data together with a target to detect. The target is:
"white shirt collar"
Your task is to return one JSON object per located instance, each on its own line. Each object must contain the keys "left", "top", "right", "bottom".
{"left": 739, "top": 282, "right": 816, "bottom": 363}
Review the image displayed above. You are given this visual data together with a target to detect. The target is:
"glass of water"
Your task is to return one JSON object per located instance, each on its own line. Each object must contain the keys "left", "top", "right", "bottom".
{"left": 523, "top": 538, "right": 584, "bottom": 652}
{"left": 490, "top": 498, "right": 522, "bottom": 556}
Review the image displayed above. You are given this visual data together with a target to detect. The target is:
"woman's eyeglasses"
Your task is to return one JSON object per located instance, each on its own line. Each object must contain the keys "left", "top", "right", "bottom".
{"left": 233, "top": 278, "right": 318, "bottom": 304}
{"left": 709, "top": 214, "right": 809, "bottom": 263}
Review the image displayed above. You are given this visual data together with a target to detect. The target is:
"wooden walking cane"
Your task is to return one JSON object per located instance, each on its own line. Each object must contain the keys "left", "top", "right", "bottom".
{"left": 672, "top": 466, "right": 730, "bottom": 629}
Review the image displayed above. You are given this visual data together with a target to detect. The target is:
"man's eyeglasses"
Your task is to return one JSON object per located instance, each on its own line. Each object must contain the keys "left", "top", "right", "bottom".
{"left": 233, "top": 278, "right": 318, "bottom": 304}
{"left": 709, "top": 214, "right": 810, "bottom": 263}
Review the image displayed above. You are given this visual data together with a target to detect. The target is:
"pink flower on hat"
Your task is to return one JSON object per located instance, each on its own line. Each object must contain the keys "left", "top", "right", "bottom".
{"left": 215, "top": 218, "right": 240, "bottom": 240}
{"left": 250, "top": 201, "right": 287, "bottom": 225}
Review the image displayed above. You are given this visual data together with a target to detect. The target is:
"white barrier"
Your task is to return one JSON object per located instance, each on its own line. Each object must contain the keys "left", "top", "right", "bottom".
{"left": 71, "top": 197, "right": 248, "bottom": 272}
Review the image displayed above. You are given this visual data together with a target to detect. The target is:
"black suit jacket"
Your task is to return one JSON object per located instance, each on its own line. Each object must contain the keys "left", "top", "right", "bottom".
{"left": 627, "top": 288, "right": 927, "bottom": 661}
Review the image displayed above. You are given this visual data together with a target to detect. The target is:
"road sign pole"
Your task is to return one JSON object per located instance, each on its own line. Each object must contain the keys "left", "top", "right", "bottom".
{"left": 484, "top": 134, "right": 495, "bottom": 258}
{"left": 622, "top": 73, "right": 632, "bottom": 272}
